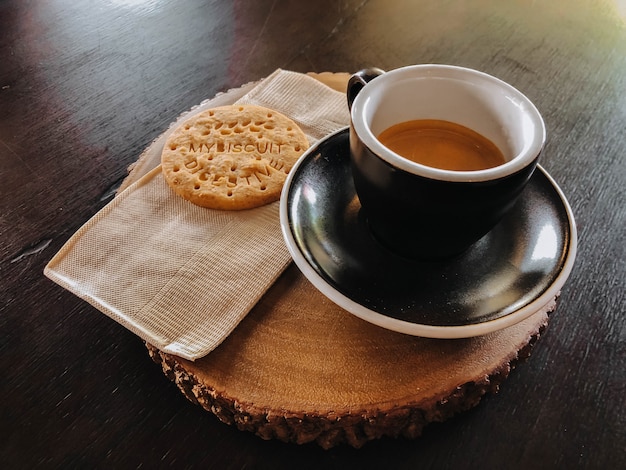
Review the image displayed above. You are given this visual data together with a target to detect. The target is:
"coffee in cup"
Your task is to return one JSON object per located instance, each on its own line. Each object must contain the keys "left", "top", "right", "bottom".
{"left": 377, "top": 119, "right": 506, "bottom": 171}
{"left": 347, "top": 65, "right": 546, "bottom": 259}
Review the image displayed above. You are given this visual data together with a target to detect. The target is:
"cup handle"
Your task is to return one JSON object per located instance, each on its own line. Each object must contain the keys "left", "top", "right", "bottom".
{"left": 347, "top": 68, "right": 386, "bottom": 110}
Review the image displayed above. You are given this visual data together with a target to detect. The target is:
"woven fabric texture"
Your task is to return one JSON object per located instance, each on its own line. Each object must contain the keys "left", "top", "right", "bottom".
{"left": 44, "top": 70, "right": 350, "bottom": 360}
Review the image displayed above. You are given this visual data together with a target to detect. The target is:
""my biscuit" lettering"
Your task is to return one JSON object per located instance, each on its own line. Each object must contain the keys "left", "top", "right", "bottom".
{"left": 188, "top": 141, "right": 284, "bottom": 154}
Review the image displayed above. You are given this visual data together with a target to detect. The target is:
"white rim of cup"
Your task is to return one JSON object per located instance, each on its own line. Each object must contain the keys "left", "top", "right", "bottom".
{"left": 350, "top": 64, "right": 547, "bottom": 182}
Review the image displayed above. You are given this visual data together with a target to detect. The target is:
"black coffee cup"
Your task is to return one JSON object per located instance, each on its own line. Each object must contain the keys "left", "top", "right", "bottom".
{"left": 347, "top": 65, "right": 546, "bottom": 259}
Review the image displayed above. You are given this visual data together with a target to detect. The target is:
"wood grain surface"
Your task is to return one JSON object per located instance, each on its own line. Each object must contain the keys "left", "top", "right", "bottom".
{"left": 147, "top": 268, "right": 556, "bottom": 449}
{"left": 1, "top": 0, "right": 624, "bottom": 468}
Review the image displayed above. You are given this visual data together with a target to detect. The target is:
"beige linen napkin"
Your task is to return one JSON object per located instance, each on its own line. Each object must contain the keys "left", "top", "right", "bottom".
{"left": 45, "top": 69, "right": 350, "bottom": 361}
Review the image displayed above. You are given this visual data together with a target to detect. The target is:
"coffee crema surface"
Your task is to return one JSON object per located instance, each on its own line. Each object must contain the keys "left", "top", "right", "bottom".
{"left": 377, "top": 119, "right": 506, "bottom": 171}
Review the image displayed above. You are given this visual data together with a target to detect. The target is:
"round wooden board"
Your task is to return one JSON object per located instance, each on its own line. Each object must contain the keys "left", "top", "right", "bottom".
{"left": 134, "top": 73, "right": 557, "bottom": 448}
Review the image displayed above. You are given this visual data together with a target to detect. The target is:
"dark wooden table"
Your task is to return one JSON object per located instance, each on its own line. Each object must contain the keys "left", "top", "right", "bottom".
{"left": 1, "top": 0, "right": 624, "bottom": 468}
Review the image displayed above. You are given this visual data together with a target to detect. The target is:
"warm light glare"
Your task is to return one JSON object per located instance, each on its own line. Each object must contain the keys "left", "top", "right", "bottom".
{"left": 616, "top": 0, "right": 626, "bottom": 19}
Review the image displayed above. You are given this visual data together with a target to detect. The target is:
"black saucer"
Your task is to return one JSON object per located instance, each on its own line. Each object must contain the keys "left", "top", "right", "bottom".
{"left": 280, "top": 128, "right": 577, "bottom": 338}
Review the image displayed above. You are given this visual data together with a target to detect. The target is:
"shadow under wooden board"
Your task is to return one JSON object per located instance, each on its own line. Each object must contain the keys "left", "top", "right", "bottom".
{"left": 123, "top": 72, "right": 556, "bottom": 449}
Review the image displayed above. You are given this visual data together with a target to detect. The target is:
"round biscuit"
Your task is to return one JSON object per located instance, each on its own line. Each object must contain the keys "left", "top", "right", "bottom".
{"left": 161, "top": 104, "right": 309, "bottom": 210}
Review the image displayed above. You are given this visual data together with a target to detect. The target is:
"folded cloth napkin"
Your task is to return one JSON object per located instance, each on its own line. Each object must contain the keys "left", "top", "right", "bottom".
{"left": 44, "top": 69, "right": 350, "bottom": 361}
